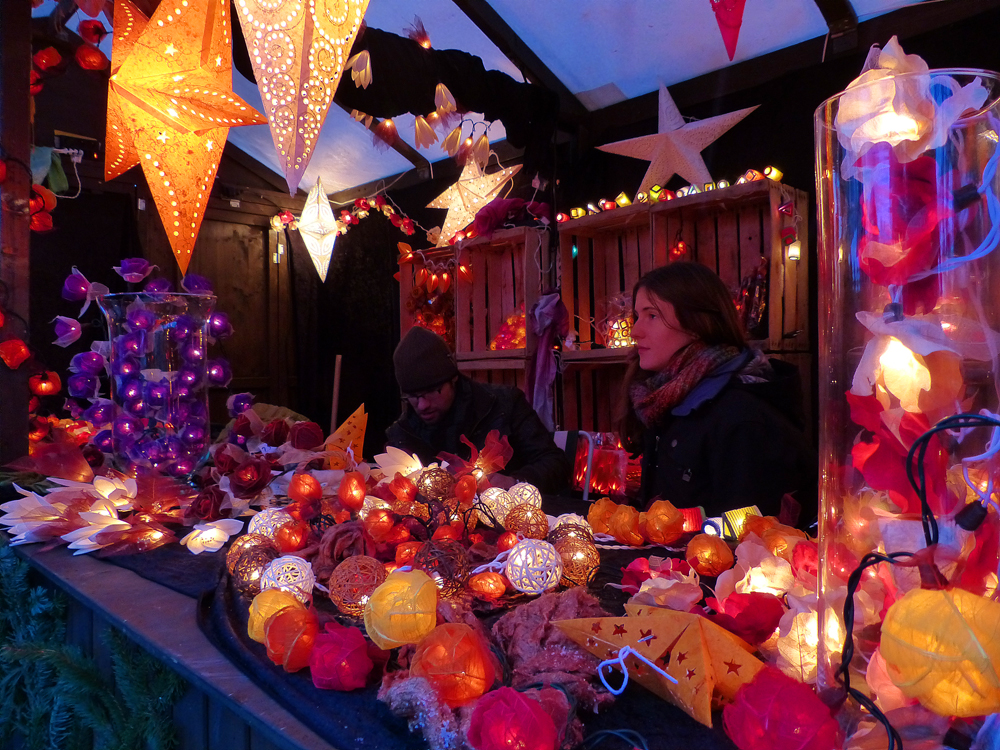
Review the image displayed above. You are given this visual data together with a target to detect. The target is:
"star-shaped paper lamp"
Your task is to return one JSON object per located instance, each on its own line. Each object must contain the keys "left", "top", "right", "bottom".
{"left": 711, "top": 0, "right": 748, "bottom": 61}
{"left": 297, "top": 178, "right": 340, "bottom": 282}
{"left": 598, "top": 84, "right": 757, "bottom": 195}
{"left": 105, "top": 0, "right": 267, "bottom": 274}
{"left": 427, "top": 161, "right": 522, "bottom": 247}
{"left": 234, "top": 0, "right": 371, "bottom": 195}
{"left": 325, "top": 404, "right": 368, "bottom": 470}
{"left": 556, "top": 609, "right": 764, "bottom": 727}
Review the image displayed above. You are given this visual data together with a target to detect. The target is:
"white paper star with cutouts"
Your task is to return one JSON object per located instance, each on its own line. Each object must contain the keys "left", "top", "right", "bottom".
{"left": 297, "top": 178, "right": 339, "bottom": 282}
{"left": 598, "top": 83, "right": 757, "bottom": 194}
{"left": 427, "top": 160, "right": 522, "bottom": 246}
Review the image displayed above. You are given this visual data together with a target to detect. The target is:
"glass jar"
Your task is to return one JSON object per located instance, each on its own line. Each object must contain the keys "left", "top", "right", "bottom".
{"left": 97, "top": 292, "right": 216, "bottom": 476}
{"left": 815, "top": 70, "right": 1000, "bottom": 694}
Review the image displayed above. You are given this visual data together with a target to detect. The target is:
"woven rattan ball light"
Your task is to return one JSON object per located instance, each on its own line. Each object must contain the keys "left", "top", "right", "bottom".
{"left": 328, "top": 555, "right": 387, "bottom": 617}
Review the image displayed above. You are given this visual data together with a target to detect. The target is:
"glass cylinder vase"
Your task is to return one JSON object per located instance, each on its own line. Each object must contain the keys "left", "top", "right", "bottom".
{"left": 815, "top": 70, "right": 1000, "bottom": 695}
{"left": 97, "top": 292, "right": 216, "bottom": 477}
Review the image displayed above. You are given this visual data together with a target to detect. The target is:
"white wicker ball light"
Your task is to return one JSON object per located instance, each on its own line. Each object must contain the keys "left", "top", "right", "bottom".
{"left": 248, "top": 507, "right": 294, "bottom": 540}
{"left": 260, "top": 555, "right": 316, "bottom": 604}
{"left": 476, "top": 487, "right": 516, "bottom": 528}
{"left": 503, "top": 539, "right": 563, "bottom": 595}
{"left": 508, "top": 482, "right": 542, "bottom": 509}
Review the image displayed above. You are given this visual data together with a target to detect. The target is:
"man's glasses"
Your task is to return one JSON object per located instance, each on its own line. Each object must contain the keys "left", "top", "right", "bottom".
{"left": 402, "top": 382, "right": 447, "bottom": 405}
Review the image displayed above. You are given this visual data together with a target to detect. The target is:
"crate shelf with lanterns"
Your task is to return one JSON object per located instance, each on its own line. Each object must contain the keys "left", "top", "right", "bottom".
{"left": 556, "top": 176, "right": 812, "bottom": 434}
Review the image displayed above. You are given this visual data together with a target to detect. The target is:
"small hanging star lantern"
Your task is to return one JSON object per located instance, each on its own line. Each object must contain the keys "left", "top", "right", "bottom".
{"left": 297, "top": 178, "right": 340, "bottom": 282}
{"left": 427, "top": 160, "right": 522, "bottom": 247}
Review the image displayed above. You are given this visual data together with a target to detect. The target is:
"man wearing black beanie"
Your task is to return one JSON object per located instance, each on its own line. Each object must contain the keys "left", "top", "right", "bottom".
{"left": 385, "top": 327, "right": 569, "bottom": 493}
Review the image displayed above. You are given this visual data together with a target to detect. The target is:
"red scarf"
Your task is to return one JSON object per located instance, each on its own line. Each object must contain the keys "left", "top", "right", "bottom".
{"left": 630, "top": 342, "right": 740, "bottom": 427}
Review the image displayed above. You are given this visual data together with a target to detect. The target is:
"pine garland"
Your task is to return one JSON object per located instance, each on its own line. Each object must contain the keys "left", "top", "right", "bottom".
{"left": 0, "top": 538, "right": 188, "bottom": 750}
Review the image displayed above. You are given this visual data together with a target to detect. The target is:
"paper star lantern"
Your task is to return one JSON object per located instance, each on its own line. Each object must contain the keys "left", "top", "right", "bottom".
{"left": 556, "top": 608, "right": 764, "bottom": 727}
{"left": 297, "top": 178, "right": 340, "bottom": 282}
{"left": 598, "top": 84, "right": 757, "bottom": 195}
{"left": 234, "top": 0, "right": 371, "bottom": 194}
{"left": 105, "top": 0, "right": 266, "bottom": 274}
{"left": 427, "top": 160, "right": 522, "bottom": 247}
{"left": 325, "top": 403, "right": 368, "bottom": 470}
{"left": 711, "top": 0, "right": 748, "bottom": 61}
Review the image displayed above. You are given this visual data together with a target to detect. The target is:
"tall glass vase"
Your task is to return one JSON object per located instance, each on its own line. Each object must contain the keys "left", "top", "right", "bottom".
{"left": 814, "top": 70, "right": 1000, "bottom": 697}
{"left": 97, "top": 292, "right": 216, "bottom": 477}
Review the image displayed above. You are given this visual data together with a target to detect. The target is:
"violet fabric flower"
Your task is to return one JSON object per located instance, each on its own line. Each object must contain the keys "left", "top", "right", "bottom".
{"left": 208, "top": 312, "right": 233, "bottom": 340}
{"left": 67, "top": 373, "right": 100, "bottom": 399}
{"left": 69, "top": 351, "right": 106, "bottom": 375}
{"left": 227, "top": 392, "right": 254, "bottom": 417}
{"left": 83, "top": 399, "right": 116, "bottom": 426}
{"left": 126, "top": 307, "right": 157, "bottom": 331}
{"left": 181, "top": 273, "right": 213, "bottom": 293}
{"left": 113, "top": 258, "right": 157, "bottom": 283}
{"left": 61, "top": 267, "right": 90, "bottom": 301}
{"left": 93, "top": 429, "right": 114, "bottom": 452}
{"left": 207, "top": 358, "right": 233, "bottom": 387}
{"left": 144, "top": 378, "right": 170, "bottom": 407}
{"left": 52, "top": 316, "right": 82, "bottom": 347}
{"left": 144, "top": 277, "right": 172, "bottom": 293}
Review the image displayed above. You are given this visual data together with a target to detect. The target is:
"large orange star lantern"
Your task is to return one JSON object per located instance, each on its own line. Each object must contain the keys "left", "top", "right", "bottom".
{"left": 234, "top": 0, "right": 371, "bottom": 195}
{"left": 556, "top": 607, "right": 764, "bottom": 727}
{"left": 105, "top": 0, "right": 267, "bottom": 273}
{"left": 427, "top": 160, "right": 522, "bottom": 247}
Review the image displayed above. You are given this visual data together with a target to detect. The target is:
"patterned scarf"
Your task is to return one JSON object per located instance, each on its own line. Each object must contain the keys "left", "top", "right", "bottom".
{"left": 630, "top": 342, "right": 741, "bottom": 427}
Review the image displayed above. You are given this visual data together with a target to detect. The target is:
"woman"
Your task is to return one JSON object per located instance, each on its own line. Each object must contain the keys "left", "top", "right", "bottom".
{"left": 616, "top": 262, "right": 815, "bottom": 524}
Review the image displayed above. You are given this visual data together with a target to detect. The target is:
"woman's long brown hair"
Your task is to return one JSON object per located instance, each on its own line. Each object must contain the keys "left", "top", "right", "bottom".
{"left": 613, "top": 262, "right": 748, "bottom": 449}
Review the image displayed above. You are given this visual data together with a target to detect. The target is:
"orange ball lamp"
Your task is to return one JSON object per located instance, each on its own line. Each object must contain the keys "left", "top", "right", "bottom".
{"left": 364, "top": 570, "right": 439, "bottom": 650}
{"left": 685, "top": 533, "right": 735, "bottom": 577}
{"left": 410, "top": 623, "right": 497, "bottom": 707}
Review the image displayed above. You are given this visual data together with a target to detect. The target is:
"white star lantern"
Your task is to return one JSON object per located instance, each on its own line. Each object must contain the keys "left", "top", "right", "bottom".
{"left": 427, "top": 160, "right": 522, "bottom": 247}
{"left": 297, "top": 178, "right": 340, "bottom": 282}
{"left": 598, "top": 83, "right": 758, "bottom": 194}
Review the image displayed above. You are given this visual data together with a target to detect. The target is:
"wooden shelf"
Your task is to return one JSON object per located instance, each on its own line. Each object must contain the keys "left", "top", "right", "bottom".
{"left": 561, "top": 348, "right": 631, "bottom": 365}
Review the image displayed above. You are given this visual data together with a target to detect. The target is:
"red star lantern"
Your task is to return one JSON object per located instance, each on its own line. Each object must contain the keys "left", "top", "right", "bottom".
{"left": 711, "top": 0, "right": 748, "bottom": 62}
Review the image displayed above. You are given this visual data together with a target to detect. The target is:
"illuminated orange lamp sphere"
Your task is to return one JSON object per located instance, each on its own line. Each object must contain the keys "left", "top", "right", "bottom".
{"left": 28, "top": 371, "right": 61, "bottom": 396}
{"left": 275, "top": 519, "right": 311, "bottom": 553}
{"left": 395, "top": 540, "right": 424, "bottom": 567}
{"left": 28, "top": 416, "right": 51, "bottom": 442}
{"left": 416, "top": 467, "right": 456, "bottom": 503}
{"left": 248, "top": 588, "right": 304, "bottom": 643}
{"left": 338, "top": 471, "right": 367, "bottom": 512}
{"left": 264, "top": 606, "right": 319, "bottom": 673}
{"left": 454, "top": 474, "right": 477, "bottom": 504}
{"left": 75, "top": 43, "right": 109, "bottom": 71}
{"left": 410, "top": 623, "right": 497, "bottom": 707}
{"left": 0, "top": 339, "right": 31, "bottom": 369}
{"left": 497, "top": 531, "right": 519, "bottom": 552}
{"left": 762, "top": 525, "right": 808, "bottom": 562}
{"left": 685, "top": 533, "right": 735, "bottom": 577}
{"left": 467, "top": 571, "right": 506, "bottom": 601}
{"left": 231, "top": 546, "right": 280, "bottom": 597}
{"left": 503, "top": 504, "right": 549, "bottom": 539}
{"left": 607, "top": 505, "right": 644, "bottom": 546}
{"left": 364, "top": 570, "right": 439, "bottom": 650}
{"left": 640, "top": 499, "right": 684, "bottom": 545}
{"left": 363, "top": 508, "right": 396, "bottom": 543}
{"left": 288, "top": 473, "right": 323, "bottom": 504}
{"left": 553, "top": 536, "right": 601, "bottom": 588}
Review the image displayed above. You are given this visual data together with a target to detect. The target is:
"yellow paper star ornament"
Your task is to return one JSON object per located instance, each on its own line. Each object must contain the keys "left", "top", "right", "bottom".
{"left": 234, "top": 0, "right": 371, "bottom": 194}
{"left": 297, "top": 178, "right": 339, "bottom": 282}
{"left": 427, "top": 160, "right": 522, "bottom": 247}
{"left": 598, "top": 83, "right": 757, "bottom": 195}
{"left": 325, "top": 404, "right": 368, "bottom": 470}
{"left": 105, "top": 0, "right": 267, "bottom": 274}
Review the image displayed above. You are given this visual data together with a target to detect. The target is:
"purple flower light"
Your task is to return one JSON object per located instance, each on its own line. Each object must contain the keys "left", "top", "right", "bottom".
{"left": 113, "top": 258, "right": 157, "bottom": 284}
{"left": 124, "top": 397, "right": 147, "bottom": 416}
{"left": 83, "top": 399, "right": 116, "bottom": 425}
{"left": 93, "top": 429, "right": 114, "bottom": 452}
{"left": 61, "top": 268, "right": 90, "bottom": 301}
{"left": 167, "top": 459, "right": 195, "bottom": 477}
{"left": 118, "top": 330, "right": 147, "bottom": 356}
{"left": 144, "top": 379, "right": 169, "bottom": 407}
{"left": 227, "top": 392, "right": 254, "bottom": 417}
{"left": 67, "top": 373, "right": 100, "bottom": 399}
{"left": 69, "top": 351, "right": 106, "bottom": 375}
{"left": 129, "top": 438, "right": 161, "bottom": 464}
{"left": 179, "top": 421, "right": 207, "bottom": 446}
{"left": 63, "top": 399, "right": 85, "bottom": 419}
{"left": 145, "top": 277, "right": 172, "bottom": 293}
{"left": 171, "top": 315, "right": 197, "bottom": 341}
{"left": 126, "top": 307, "right": 157, "bottom": 331}
{"left": 181, "top": 342, "right": 206, "bottom": 364}
{"left": 181, "top": 273, "right": 213, "bottom": 293}
{"left": 208, "top": 312, "right": 233, "bottom": 340}
{"left": 161, "top": 436, "right": 183, "bottom": 459}
{"left": 52, "top": 316, "right": 82, "bottom": 347}
{"left": 178, "top": 367, "right": 201, "bottom": 388}
{"left": 112, "top": 356, "right": 140, "bottom": 379}
{"left": 206, "top": 358, "right": 232, "bottom": 387}
{"left": 112, "top": 414, "right": 140, "bottom": 438}
{"left": 121, "top": 377, "right": 143, "bottom": 402}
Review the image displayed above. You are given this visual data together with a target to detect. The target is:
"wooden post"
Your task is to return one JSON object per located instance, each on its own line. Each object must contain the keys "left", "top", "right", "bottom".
{"left": 330, "top": 354, "right": 342, "bottom": 433}
{"left": 0, "top": 0, "right": 33, "bottom": 464}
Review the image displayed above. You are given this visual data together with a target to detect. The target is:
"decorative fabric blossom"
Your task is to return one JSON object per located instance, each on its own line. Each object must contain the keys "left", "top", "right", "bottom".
{"left": 309, "top": 621, "right": 373, "bottom": 691}
{"left": 706, "top": 592, "right": 785, "bottom": 645}
{"left": 289, "top": 421, "right": 325, "bottom": 450}
{"left": 180, "top": 519, "right": 243, "bottom": 554}
{"left": 52, "top": 316, "right": 82, "bottom": 347}
{"left": 185, "top": 485, "right": 230, "bottom": 522}
{"left": 60, "top": 498, "right": 131, "bottom": 554}
{"left": 113, "top": 258, "right": 156, "bottom": 283}
{"left": 61, "top": 266, "right": 108, "bottom": 315}
{"left": 180, "top": 273, "right": 213, "bottom": 293}
{"left": 228, "top": 456, "right": 274, "bottom": 499}
{"left": 227, "top": 392, "right": 254, "bottom": 417}
{"left": 466, "top": 687, "right": 558, "bottom": 750}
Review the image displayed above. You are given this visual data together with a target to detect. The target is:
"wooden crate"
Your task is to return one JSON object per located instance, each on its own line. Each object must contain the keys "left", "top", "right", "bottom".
{"left": 397, "top": 247, "right": 455, "bottom": 340}
{"left": 556, "top": 180, "right": 812, "bottom": 433}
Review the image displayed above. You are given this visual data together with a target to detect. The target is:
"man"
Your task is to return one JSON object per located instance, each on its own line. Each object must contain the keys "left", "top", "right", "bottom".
{"left": 385, "top": 326, "right": 569, "bottom": 493}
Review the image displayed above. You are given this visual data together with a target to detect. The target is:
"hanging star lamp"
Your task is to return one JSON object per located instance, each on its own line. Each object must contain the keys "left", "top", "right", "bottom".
{"left": 297, "top": 178, "right": 340, "bottom": 282}
{"left": 711, "top": 0, "right": 748, "bottom": 62}
{"left": 234, "top": 0, "right": 371, "bottom": 195}
{"left": 104, "top": 0, "right": 267, "bottom": 274}
{"left": 598, "top": 83, "right": 757, "bottom": 195}
{"left": 427, "top": 160, "right": 522, "bottom": 247}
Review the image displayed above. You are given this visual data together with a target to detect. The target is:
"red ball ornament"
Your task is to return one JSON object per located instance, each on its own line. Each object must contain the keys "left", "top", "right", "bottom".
{"left": 32, "top": 47, "right": 62, "bottom": 71}
{"left": 363, "top": 508, "right": 395, "bottom": 542}
{"left": 30, "top": 211, "right": 53, "bottom": 233}
{"left": 288, "top": 473, "right": 323, "bottom": 504}
{"left": 309, "top": 621, "right": 373, "bottom": 691}
{"left": 264, "top": 606, "right": 318, "bottom": 673}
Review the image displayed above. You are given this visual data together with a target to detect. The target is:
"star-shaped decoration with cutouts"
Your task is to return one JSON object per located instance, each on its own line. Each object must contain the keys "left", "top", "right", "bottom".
{"left": 297, "top": 178, "right": 340, "bottom": 282}
{"left": 427, "top": 160, "right": 522, "bottom": 246}
{"left": 598, "top": 83, "right": 757, "bottom": 194}
{"left": 104, "top": 0, "right": 266, "bottom": 273}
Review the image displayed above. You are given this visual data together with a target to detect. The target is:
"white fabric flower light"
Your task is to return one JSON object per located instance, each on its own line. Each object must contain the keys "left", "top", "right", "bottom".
{"left": 60, "top": 498, "right": 131, "bottom": 555}
{"left": 181, "top": 519, "right": 244, "bottom": 555}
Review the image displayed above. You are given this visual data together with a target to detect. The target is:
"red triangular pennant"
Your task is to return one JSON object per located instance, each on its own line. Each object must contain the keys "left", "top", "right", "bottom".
{"left": 711, "top": 0, "right": 747, "bottom": 62}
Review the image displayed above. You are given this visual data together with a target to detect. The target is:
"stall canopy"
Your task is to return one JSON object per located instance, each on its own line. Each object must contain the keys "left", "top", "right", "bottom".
{"left": 30, "top": 0, "right": 927, "bottom": 196}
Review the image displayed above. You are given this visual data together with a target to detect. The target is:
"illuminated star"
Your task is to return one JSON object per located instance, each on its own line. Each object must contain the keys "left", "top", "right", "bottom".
{"left": 598, "top": 83, "right": 758, "bottom": 193}
{"left": 215, "top": 55, "right": 222, "bottom": 67}
{"left": 427, "top": 159, "right": 522, "bottom": 246}
{"left": 297, "top": 178, "right": 339, "bottom": 282}
{"left": 164, "top": 44, "right": 177, "bottom": 56}
{"left": 205, "top": 141, "right": 214, "bottom": 151}
{"left": 156, "top": 132, "right": 169, "bottom": 143}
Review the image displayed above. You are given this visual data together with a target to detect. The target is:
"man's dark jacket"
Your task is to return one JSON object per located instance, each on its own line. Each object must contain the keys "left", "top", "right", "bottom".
{"left": 639, "top": 353, "right": 817, "bottom": 523}
{"left": 385, "top": 376, "right": 570, "bottom": 494}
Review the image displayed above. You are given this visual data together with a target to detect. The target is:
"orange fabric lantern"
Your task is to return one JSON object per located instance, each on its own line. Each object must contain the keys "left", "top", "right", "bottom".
{"left": 363, "top": 508, "right": 396, "bottom": 542}
{"left": 454, "top": 474, "right": 477, "bottom": 504}
{"left": 338, "top": 471, "right": 366, "bottom": 511}
{"left": 28, "top": 371, "right": 61, "bottom": 396}
{"left": 640, "top": 499, "right": 685, "bottom": 545}
{"left": 685, "top": 534, "right": 735, "bottom": 577}
{"left": 75, "top": 43, "right": 109, "bottom": 71}
{"left": 0, "top": 339, "right": 30, "bottom": 369}
{"left": 395, "top": 541, "right": 423, "bottom": 567}
{"left": 288, "top": 473, "right": 323, "bottom": 504}
{"left": 432, "top": 523, "right": 462, "bottom": 542}
{"left": 607, "top": 504, "right": 644, "bottom": 546}
{"left": 468, "top": 571, "right": 506, "bottom": 601}
{"left": 410, "top": 623, "right": 496, "bottom": 707}
{"left": 33, "top": 47, "right": 62, "bottom": 70}
{"left": 385, "top": 524, "right": 412, "bottom": 547}
{"left": 28, "top": 416, "right": 51, "bottom": 442}
{"left": 761, "top": 525, "right": 807, "bottom": 561}
{"left": 587, "top": 497, "right": 618, "bottom": 534}
{"left": 265, "top": 605, "right": 318, "bottom": 672}
{"left": 363, "top": 570, "right": 438, "bottom": 650}
{"left": 739, "top": 514, "right": 779, "bottom": 542}
{"left": 248, "top": 588, "right": 304, "bottom": 643}
{"left": 497, "top": 531, "right": 519, "bottom": 552}
{"left": 275, "top": 519, "right": 311, "bottom": 553}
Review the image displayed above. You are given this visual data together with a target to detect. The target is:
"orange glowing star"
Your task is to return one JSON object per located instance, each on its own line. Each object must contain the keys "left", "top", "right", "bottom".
{"left": 426, "top": 160, "right": 522, "bottom": 247}
{"left": 105, "top": 0, "right": 266, "bottom": 274}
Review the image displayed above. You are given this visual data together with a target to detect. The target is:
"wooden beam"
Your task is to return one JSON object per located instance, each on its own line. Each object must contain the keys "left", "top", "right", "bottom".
{"left": 0, "top": 0, "right": 33, "bottom": 465}
{"left": 812, "top": 0, "right": 858, "bottom": 55}
{"left": 450, "top": 0, "right": 588, "bottom": 125}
